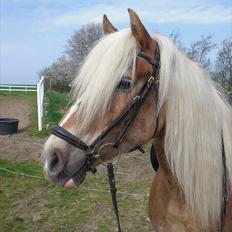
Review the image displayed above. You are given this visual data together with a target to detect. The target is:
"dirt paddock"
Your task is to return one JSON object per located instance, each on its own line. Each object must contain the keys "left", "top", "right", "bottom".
{"left": 0, "top": 96, "right": 42, "bottom": 162}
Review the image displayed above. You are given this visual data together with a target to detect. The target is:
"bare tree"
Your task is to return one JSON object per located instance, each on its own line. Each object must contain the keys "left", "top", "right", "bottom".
{"left": 213, "top": 37, "right": 232, "bottom": 92}
{"left": 40, "top": 23, "right": 104, "bottom": 90}
{"left": 40, "top": 56, "right": 75, "bottom": 91}
{"left": 169, "top": 32, "right": 216, "bottom": 70}
{"left": 65, "top": 23, "right": 104, "bottom": 68}
{"left": 186, "top": 35, "right": 216, "bottom": 69}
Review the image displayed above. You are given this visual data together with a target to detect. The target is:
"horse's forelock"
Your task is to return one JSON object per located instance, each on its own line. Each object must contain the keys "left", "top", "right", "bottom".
{"left": 71, "top": 28, "right": 138, "bottom": 130}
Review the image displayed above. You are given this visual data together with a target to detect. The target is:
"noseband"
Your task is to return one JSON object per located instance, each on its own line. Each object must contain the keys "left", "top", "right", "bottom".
{"left": 51, "top": 47, "right": 160, "bottom": 174}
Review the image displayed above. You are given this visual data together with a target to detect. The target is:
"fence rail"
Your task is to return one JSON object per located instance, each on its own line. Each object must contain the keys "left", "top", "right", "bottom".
{"left": 0, "top": 77, "right": 45, "bottom": 131}
{"left": 0, "top": 85, "right": 37, "bottom": 92}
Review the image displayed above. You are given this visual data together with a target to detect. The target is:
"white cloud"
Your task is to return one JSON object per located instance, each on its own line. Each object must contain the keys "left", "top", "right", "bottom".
{"left": 37, "top": 1, "right": 232, "bottom": 30}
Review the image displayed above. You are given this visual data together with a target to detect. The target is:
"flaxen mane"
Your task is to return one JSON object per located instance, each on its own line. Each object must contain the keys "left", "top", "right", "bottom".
{"left": 154, "top": 33, "right": 232, "bottom": 227}
{"left": 72, "top": 28, "right": 232, "bottom": 228}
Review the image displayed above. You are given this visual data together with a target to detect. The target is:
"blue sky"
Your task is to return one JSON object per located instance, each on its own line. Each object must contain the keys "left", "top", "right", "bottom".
{"left": 0, "top": 0, "right": 231, "bottom": 84}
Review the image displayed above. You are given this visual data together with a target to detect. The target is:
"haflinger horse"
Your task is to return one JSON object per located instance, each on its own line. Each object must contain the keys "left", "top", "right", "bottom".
{"left": 42, "top": 9, "right": 232, "bottom": 232}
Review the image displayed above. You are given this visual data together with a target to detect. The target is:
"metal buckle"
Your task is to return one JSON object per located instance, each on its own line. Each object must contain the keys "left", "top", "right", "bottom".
{"left": 132, "top": 96, "right": 141, "bottom": 103}
{"left": 147, "top": 76, "right": 155, "bottom": 86}
{"left": 98, "top": 143, "right": 121, "bottom": 166}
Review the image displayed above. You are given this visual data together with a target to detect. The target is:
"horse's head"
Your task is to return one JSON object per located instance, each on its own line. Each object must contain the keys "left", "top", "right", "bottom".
{"left": 42, "top": 9, "right": 164, "bottom": 187}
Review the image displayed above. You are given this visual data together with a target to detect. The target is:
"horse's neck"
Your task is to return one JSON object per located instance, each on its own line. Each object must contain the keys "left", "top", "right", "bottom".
{"left": 153, "top": 136, "right": 181, "bottom": 193}
{"left": 152, "top": 104, "right": 182, "bottom": 192}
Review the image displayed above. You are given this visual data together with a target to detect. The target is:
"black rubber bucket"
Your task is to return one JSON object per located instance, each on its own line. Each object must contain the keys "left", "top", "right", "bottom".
{"left": 0, "top": 118, "right": 19, "bottom": 135}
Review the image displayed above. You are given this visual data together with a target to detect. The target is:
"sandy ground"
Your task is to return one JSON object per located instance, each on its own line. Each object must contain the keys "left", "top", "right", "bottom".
{"left": 0, "top": 135, "right": 43, "bottom": 163}
{"left": 0, "top": 97, "right": 31, "bottom": 130}
{"left": 0, "top": 96, "right": 43, "bottom": 163}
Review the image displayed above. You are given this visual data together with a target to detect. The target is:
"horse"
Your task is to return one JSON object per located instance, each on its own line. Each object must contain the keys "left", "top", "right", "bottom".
{"left": 42, "top": 9, "right": 232, "bottom": 232}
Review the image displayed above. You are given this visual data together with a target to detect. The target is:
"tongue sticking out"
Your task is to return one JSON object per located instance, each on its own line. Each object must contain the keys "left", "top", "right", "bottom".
{"left": 64, "top": 178, "right": 75, "bottom": 188}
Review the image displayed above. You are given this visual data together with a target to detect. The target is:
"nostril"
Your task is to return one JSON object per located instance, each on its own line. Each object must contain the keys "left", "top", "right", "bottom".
{"left": 45, "top": 148, "right": 67, "bottom": 176}
{"left": 49, "top": 153, "right": 59, "bottom": 171}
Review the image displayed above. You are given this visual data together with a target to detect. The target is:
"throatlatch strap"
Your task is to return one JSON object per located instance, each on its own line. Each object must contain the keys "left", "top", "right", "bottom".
{"left": 150, "top": 144, "right": 159, "bottom": 172}
{"left": 107, "top": 163, "right": 121, "bottom": 232}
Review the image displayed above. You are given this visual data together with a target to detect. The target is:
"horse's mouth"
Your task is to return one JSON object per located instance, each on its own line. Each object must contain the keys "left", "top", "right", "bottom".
{"left": 45, "top": 162, "right": 87, "bottom": 188}
{"left": 64, "top": 171, "right": 86, "bottom": 188}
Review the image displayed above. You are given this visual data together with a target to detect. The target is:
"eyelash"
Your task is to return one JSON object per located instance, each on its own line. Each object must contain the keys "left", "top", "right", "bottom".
{"left": 117, "top": 79, "right": 132, "bottom": 90}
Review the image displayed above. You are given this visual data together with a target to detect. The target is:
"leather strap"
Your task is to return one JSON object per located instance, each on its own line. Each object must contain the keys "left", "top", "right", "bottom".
{"left": 107, "top": 163, "right": 121, "bottom": 232}
{"left": 138, "top": 52, "right": 160, "bottom": 68}
{"left": 150, "top": 144, "right": 159, "bottom": 172}
{"left": 51, "top": 125, "right": 89, "bottom": 151}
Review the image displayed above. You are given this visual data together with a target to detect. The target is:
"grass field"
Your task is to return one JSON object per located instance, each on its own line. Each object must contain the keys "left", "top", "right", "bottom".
{"left": 0, "top": 91, "right": 155, "bottom": 231}
{"left": 0, "top": 158, "right": 153, "bottom": 232}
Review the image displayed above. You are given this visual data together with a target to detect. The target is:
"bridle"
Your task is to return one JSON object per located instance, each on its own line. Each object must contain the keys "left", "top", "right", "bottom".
{"left": 51, "top": 45, "right": 160, "bottom": 232}
{"left": 50, "top": 44, "right": 228, "bottom": 232}
{"left": 51, "top": 45, "right": 161, "bottom": 175}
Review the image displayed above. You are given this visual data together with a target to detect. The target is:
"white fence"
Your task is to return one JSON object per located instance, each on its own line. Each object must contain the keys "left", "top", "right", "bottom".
{"left": 0, "top": 76, "right": 45, "bottom": 131}
{"left": 37, "top": 77, "right": 45, "bottom": 131}
{"left": 0, "top": 85, "right": 37, "bottom": 92}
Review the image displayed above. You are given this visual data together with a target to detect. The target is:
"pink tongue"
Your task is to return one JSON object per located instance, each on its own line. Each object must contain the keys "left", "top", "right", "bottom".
{"left": 64, "top": 178, "right": 75, "bottom": 188}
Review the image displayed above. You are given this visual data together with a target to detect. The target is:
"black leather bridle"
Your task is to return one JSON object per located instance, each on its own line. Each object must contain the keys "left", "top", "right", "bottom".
{"left": 51, "top": 47, "right": 161, "bottom": 175}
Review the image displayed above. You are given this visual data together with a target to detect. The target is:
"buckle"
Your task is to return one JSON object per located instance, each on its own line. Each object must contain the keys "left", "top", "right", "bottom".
{"left": 148, "top": 76, "right": 155, "bottom": 86}
{"left": 132, "top": 96, "right": 141, "bottom": 103}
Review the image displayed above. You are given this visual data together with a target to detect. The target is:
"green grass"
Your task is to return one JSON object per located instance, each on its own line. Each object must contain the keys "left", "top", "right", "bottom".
{"left": 0, "top": 159, "right": 153, "bottom": 232}
{"left": 31, "top": 90, "right": 71, "bottom": 137}
{"left": 0, "top": 159, "right": 43, "bottom": 176}
{"left": 45, "top": 91, "right": 71, "bottom": 125}
{"left": 0, "top": 91, "right": 36, "bottom": 98}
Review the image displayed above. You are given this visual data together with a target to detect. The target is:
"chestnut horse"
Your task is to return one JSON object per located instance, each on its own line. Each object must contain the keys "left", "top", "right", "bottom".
{"left": 42, "top": 9, "right": 232, "bottom": 232}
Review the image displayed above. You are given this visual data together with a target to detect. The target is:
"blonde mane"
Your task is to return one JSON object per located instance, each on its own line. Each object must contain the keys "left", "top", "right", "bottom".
{"left": 72, "top": 29, "right": 138, "bottom": 129}
{"left": 72, "top": 28, "right": 232, "bottom": 228}
{"left": 154, "top": 33, "right": 232, "bottom": 228}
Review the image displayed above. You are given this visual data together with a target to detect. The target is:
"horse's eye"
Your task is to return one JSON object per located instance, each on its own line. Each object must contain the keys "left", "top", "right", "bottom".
{"left": 117, "top": 79, "right": 132, "bottom": 90}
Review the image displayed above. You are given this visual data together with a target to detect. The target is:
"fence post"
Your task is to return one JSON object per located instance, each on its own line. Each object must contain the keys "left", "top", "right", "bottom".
{"left": 37, "top": 76, "right": 45, "bottom": 131}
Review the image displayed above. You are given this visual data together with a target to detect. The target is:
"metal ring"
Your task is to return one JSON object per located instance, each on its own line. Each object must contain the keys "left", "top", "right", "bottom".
{"left": 98, "top": 143, "right": 121, "bottom": 166}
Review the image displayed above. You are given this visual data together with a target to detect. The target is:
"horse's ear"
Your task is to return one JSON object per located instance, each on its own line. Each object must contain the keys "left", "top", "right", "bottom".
{"left": 128, "top": 8, "right": 153, "bottom": 50}
{"left": 102, "top": 15, "right": 118, "bottom": 34}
